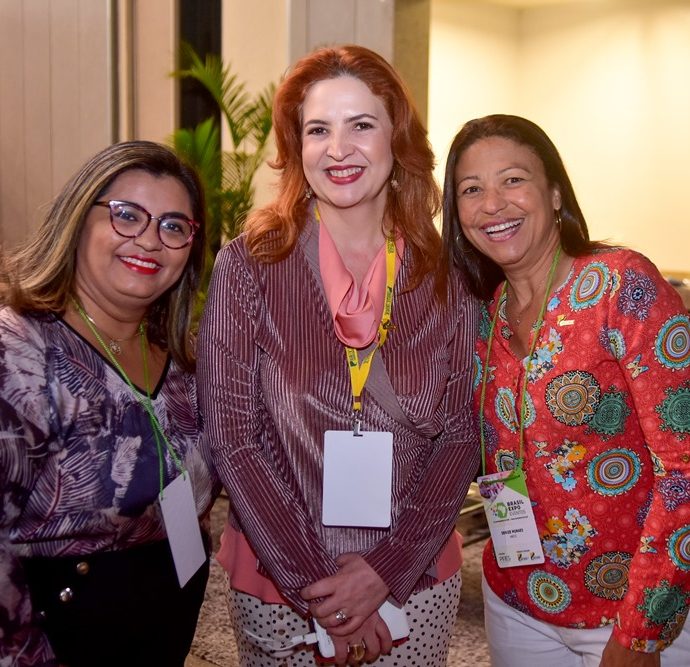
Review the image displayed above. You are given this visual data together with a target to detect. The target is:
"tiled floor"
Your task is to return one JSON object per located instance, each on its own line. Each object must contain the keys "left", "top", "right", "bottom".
{"left": 185, "top": 490, "right": 490, "bottom": 666}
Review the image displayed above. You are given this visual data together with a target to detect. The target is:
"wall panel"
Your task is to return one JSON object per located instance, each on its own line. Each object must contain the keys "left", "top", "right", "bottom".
{"left": 22, "top": 2, "right": 53, "bottom": 231}
{"left": 0, "top": 0, "right": 112, "bottom": 247}
{"left": 0, "top": 0, "right": 28, "bottom": 246}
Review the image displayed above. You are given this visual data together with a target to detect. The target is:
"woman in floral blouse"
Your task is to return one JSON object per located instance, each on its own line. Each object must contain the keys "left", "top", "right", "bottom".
{"left": 442, "top": 114, "right": 689, "bottom": 666}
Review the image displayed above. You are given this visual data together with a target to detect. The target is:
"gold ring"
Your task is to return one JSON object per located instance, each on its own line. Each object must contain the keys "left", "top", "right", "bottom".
{"left": 348, "top": 642, "right": 366, "bottom": 662}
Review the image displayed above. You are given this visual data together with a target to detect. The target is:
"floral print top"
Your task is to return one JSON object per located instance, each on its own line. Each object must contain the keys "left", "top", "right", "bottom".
{"left": 476, "top": 248, "right": 690, "bottom": 652}
{"left": 0, "top": 307, "right": 215, "bottom": 666}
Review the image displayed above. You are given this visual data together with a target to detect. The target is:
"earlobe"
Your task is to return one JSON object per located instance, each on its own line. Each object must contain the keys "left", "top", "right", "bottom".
{"left": 552, "top": 188, "right": 562, "bottom": 210}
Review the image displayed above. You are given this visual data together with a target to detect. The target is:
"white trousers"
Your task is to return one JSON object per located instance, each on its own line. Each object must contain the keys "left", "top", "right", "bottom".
{"left": 483, "top": 577, "right": 690, "bottom": 667}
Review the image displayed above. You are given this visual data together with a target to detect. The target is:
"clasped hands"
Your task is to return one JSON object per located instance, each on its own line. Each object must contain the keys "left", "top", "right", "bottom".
{"left": 301, "top": 553, "right": 393, "bottom": 665}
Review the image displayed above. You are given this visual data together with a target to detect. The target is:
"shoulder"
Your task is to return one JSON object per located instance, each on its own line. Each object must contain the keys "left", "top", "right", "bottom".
{"left": 0, "top": 306, "right": 50, "bottom": 348}
{"left": 446, "top": 266, "right": 479, "bottom": 310}
{"left": 581, "top": 246, "right": 662, "bottom": 277}
{"left": 215, "top": 233, "right": 252, "bottom": 267}
{"left": 215, "top": 229, "right": 304, "bottom": 274}
{"left": 576, "top": 248, "right": 686, "bottom": 322}
{"left": 570, "top": 248, "right": 672, "bottom": 304}
{"left": 210, "top": 235, "right": 260, "bottom": 292}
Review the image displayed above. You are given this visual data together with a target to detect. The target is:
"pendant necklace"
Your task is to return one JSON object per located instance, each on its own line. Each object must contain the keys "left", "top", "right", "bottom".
{"left": 71, "top": 299, "right": 144, "bottom": 355}
{"left": 507, "top": 257, "right": 558, "bottom": 328}
{"left": 71, "top": 298, "right": 183, "bottom": 492}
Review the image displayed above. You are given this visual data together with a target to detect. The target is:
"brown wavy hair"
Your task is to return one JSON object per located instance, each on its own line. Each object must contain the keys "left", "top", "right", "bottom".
{"left": 0, "top": 141, "right": 206, "bottom": 371}
{"left": 245, "top": 44, "right": 445, "bottom": 294}
{"left": 441, "top": 114, "right": 602, "bottom": 300}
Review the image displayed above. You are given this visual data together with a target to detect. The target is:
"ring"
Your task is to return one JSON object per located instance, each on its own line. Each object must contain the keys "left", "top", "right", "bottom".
{"left": 348, "top": 642, "right": 366, "bottom": 662}
{"left": 334, "top": 609, "right": 348, "bottom": 624}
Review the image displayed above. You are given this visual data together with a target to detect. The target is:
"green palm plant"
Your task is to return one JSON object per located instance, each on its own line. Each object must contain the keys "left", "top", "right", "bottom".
{"left": 171, "top": 43, "right": 275, "bottom": 310}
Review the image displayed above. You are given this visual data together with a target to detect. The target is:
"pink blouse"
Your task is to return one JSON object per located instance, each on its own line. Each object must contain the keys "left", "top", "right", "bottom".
{"left": 319, "top": 220, "right": 403, "bottom": 348}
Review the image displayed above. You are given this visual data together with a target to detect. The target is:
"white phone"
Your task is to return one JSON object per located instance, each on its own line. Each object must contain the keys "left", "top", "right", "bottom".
{"left": 312, "top": 600, "right": 410, "bottom": 659}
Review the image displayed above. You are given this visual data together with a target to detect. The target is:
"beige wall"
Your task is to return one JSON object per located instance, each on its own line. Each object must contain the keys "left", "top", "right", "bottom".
{"left": 429, "top": 0, "right": 518, "bottom": 171}
{"left": 9, "top": 0, "right": 686, "bottom": 274}
{"left": 0, "top": 0, "right": 113, "bottom": 247}
{"left": 429, "top": 0, "right": 690, "bottom": 275}
{"left": 0, "top": 0, "right": 178, "bottom": 248}
{"left": 119, "top": 0, "right": 178, "bottom": 142}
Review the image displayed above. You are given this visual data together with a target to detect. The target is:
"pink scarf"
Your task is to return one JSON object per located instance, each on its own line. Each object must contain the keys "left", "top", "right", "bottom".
{"left": 319, "top": 221, "right": 403, "bottom": 349}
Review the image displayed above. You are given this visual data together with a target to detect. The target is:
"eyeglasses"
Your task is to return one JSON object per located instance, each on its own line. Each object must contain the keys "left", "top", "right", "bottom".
{"left": 94, "top": 200, "right": 199, "bottom": 249}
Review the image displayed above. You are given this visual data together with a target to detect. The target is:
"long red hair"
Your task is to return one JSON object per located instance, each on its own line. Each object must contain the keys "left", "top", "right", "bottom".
{"left": 245, "top": 44, "right": 445, "bottom": 294}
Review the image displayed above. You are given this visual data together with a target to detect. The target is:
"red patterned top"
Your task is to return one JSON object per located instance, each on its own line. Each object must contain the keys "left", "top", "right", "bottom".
{"left": 477, "top": 247, "right": 690, "bottom": 652}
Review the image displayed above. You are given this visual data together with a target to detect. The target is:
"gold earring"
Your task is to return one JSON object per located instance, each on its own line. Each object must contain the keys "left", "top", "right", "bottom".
{"left": 555, "top": 209, "right": 563, "bottom": 228}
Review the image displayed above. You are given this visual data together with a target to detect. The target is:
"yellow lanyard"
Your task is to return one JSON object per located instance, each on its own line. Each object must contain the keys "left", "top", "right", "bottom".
{"left": 313, "top": 206, "right": 397, "bottom": 419}
{"left": 345, "top": 235, "right": 396, "bottom": 414}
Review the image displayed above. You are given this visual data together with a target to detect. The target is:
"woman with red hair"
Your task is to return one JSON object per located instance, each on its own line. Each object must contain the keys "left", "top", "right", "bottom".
{"left": 198, "top": 45, "right": 478, "bottom": 666}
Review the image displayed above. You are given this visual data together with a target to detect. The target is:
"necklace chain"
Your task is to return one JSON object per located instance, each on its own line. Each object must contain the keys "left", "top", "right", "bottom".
{"left": 72, "top": 300, "right": 144, "bottom": 355}
{"left": 71, "top": 297, "right": 184, "bottom": 490}
{"left": 507, "top": 266, "right": 553, "bottom": 327}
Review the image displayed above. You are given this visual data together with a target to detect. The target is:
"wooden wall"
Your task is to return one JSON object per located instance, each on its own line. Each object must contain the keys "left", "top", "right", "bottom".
{"left": 0, "top": 0, "right": 178, "bottom": 248}
{"left": 0, "top": 0, "right": 113, "bottom": 248}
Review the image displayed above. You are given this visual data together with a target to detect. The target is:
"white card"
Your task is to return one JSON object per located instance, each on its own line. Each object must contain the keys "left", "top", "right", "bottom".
{"left": 159, "top": 472, "right": 207, "bottom": 587}
{"left": 322, "top": 430, "right": 393, "bottom": 527}
{"left": 477, "top": 469, "right": 545, "bottom": 568}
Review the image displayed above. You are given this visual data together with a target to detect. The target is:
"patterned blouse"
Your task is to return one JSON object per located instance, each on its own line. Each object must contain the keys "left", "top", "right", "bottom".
{"left": 477, "top": 247, "right": 690, "bottom": 652}
{"left": 197, "top": 221, "right": 480, "bottom": 614}
{"left": 0, "top": 308, "right": 215, "bottom": 666}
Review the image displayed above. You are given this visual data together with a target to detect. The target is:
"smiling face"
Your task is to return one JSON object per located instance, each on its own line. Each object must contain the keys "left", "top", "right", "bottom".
{"left": 455, "top": 136, "right": 562, "bottom": 276}
{"left": 75, "top": 169, "right": 193, "bottom": 318}
{"left": 301, "top": 75, "right": 394, "bottom": 217}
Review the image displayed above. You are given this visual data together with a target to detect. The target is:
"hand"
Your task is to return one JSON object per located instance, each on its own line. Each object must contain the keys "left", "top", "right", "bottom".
{"left": 599, "top": 637, "right": 660, "bottom": 667}
{"left": 301, "top": 553, "right": 389, "bottom": 637}
{"left": 328, "top": 611, "right": 393, "bottom": 665}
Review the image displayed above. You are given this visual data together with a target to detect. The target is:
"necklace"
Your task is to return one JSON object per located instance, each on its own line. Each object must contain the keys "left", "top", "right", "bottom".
{"left": 72, "top": 298, "right": 183, "bottom": 493}
{"left": 72, "top": 299, "right": 144, "bottom": 355}
{"left": 508, "top": 287, "right": 542, "bottom": 327}
{"left": 506, "top": 257, "right": 559, "bottom": 327}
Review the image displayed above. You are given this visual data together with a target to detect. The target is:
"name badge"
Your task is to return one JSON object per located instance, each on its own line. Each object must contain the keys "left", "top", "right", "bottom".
{"left": 322, "top": 430, "right": 393, "bottom": 528}
{"left": 159, "top": 473, "right": 207, "bottom": 587}
{"left": 477, "top": 468, "right": 545, "bottom": 568}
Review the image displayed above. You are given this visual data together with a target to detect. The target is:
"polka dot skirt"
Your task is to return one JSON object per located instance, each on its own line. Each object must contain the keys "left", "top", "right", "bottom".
{"left": 227, "top": 572, "right": 462, "bottom": 666}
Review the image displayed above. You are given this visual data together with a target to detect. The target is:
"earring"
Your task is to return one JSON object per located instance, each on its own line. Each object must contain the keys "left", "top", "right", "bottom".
{"left": 305, "top": 185, "right": 313, "bottom": 200}
{"left": 555, "top": 209, "right": 563, "bottom": 229}
{"left": 390, "top": 178, "right": 400, "bottom": 192}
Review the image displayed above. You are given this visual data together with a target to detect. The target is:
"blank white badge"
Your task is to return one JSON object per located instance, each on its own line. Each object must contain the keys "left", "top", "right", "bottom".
{"left": 159, "top": 473, "right": 207, "bottom": 587}
{"left": 322, "top": 430, "right": 393, "bottom": 528}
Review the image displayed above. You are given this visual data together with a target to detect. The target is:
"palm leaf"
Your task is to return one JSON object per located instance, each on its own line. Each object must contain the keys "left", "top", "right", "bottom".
{"left": 169, "top": 44, "right": 276, "bottom": 311}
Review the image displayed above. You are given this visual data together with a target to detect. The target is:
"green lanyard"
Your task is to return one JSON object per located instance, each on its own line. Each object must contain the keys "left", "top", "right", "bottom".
{"left": 72, "top": 299, "right": 184, "bottom": 494}
{"left": 478, "top": 247, "right": 562, "bottom": 476}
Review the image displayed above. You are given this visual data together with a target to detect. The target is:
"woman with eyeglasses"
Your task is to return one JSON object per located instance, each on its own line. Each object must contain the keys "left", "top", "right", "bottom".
{"left": 0, "top": 141, "right": 216, "bottom": 667}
